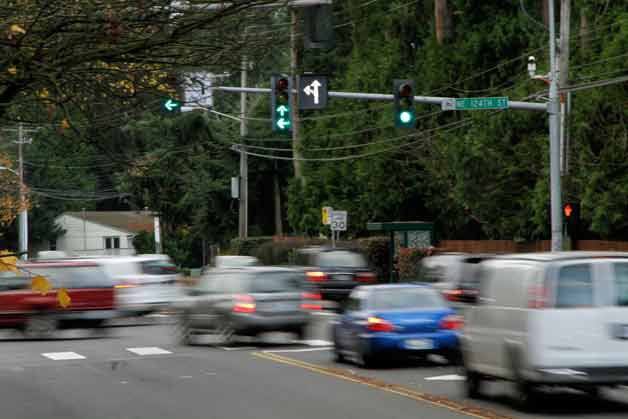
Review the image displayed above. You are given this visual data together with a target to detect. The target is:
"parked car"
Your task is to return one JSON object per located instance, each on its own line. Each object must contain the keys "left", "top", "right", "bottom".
{"left": 462, "top": 252, "right": 628, "bottom": 407}
{"left": 332, "top": 284, "right": 462, "bottom": 367}
{"left": 419, "top": 253, "right": 492, "bottom": 305}
{"left": 177, "top": 267, "right": 316, "bottom": 345}
{"left": 295, "top": 247, "right": 377, "bottom": 304}
{"left": 7, "top": 260, "right": 117, "bottom": 337}
{"left": 78, "top": 254, "right": 182, "bottom": 315}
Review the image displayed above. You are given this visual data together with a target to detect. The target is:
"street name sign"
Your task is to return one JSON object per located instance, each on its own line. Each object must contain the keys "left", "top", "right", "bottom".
{"left": 441, "top": 96, "right": 509, "bottom": 111}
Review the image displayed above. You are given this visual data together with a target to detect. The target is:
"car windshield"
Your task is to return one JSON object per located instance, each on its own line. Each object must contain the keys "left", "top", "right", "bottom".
{"left": 371, "top": 288, "right": 445, "bottom": 310}
{"left": 141, "top": 260, "right": 178, "bottom": 275}
{"left": 318, "top": 251, "right": 367, "bottom": 268}
{"left": 251, "top": 272, "right": 302, "bottom": 293}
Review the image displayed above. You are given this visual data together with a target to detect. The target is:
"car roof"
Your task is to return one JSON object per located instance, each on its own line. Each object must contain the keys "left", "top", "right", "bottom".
{"left": 358, "top": 284, "right": 431, "bottom": 291}
{"left": 490, "top": 251, "right": 628, "bottom": 262}
{"left": 209, "top": 266, "right": 300, "bottom": 274}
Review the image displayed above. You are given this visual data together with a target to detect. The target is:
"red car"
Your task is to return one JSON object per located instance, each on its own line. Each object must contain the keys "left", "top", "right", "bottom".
{"left": 0, "top": 260, "right": 117, "bottom": 337}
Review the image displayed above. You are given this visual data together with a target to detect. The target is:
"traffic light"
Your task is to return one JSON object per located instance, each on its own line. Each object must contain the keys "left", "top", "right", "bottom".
{"left": 563, "top": 202, "right": 580, "bottom": 240}
{"left": 271, "top": 75, "right": 292, "bottom": 133}
{"left": 393, "top": 79, "right": 415, "bottom": 129}
{"left": 161, "top": 97, "right": 181, "bottom": 113}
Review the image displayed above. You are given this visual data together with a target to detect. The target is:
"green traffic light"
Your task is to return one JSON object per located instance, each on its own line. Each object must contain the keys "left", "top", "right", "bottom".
{"left": 399, "top": 111, "right": 412, "bottom": 124}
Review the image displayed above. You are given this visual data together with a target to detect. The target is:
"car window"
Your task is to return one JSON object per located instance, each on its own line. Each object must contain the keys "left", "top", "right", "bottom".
{"left": 27, "top": 265, "right": 112, "bottom": 289}
{"left": 555, "top": 264, "right": 593, "bottom": 308}
{"left": 345, "top": 296, "right": 362, "bottom": 312}
{"left": 141, "top": 260, "right": 178, "bottom": 275}
{"left": 613, "top": 263, "right": 628, "bottom": 307}
{"left": 318, "top": 251, "right": 367, "bottom": 268}
{"left": 251, "top": 272, "right": 302, "bottom": 293}
{"left": 371, "top": 288, "right": 444, "bottom": 310}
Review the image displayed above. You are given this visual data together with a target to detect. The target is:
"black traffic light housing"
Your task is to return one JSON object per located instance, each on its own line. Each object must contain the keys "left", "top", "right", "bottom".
{"left": 271, "top": 74, "right": 292, "bottom": 133}
{"left": 393, "top": 79, "right": 415, "bottom": 129}
{"left": 563, "top": 202, "right": 581, "bottom": 240}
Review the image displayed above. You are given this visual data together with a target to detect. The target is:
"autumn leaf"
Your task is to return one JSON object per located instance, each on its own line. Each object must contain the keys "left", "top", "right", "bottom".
{"left": 0, "top": 251, "right": 18, "bottom": 273}
{"left": 7, "top": 66, "right": 17, "bottom": 75}
{"left": 9, "top": 24, "right": 26, "bottom": 35}
{"left": 57, "top": 288, "right": 71, "bottom": 309}
{"left": 31, "top": 275, "right": 52, "bottom": 295}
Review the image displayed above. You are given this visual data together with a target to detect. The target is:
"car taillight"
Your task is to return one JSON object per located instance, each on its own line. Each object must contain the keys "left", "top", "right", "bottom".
{"left": 528, "top": 284, "right": 548, "bottom": 309}
{"left": 356, "top": 272, "right": 376, "bottom": 283}
{"left": 439, "top": 314, "right": 463, "bottom": 330}
{"left": 443, "top": 289, "right": 463, "bottom": 302}
{"left": 233, "top": 294, "right": 256, "bottom": 313}
{"left": 301, "top": 292, "right": 323, "bottom": 310}
{"left": 367, "top": 316, "right": 394, "bottom": 332}
{"left": 306, "top": 271, "right": 328, "bottom": 282}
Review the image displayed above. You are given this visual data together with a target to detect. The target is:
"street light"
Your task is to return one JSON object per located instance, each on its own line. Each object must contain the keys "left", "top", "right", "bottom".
{"left": 0, "top": 165, "right": 28, "bottom": 260}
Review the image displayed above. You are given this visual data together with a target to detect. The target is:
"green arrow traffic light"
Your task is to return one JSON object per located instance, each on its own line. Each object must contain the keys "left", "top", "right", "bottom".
{"left": 162, "top": 98, "right": 181, "bottom": 113}
{"left": 271, "top": 75, "right": 292, "bottom": 134}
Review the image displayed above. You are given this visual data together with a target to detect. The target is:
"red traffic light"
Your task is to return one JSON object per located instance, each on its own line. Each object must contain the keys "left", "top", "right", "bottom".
{"left": 276, "top": 78, "right": 289, "bottom": 91}
{"left": 564, "top": 203, "right": 573, "bottom": 218}
{"left": 398, "top": 83, "right": 413, "bottom": 97}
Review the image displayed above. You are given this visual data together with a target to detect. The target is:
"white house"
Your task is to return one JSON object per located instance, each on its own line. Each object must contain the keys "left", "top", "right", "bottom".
{"left": 53, "top": 211, "right": 157, "bottom": 256}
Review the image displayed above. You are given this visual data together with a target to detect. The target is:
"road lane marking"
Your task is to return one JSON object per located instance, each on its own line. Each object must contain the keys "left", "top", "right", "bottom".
{"left": 262, "top": 347, "right": 332, "bottom": 353}
{"left": 253, "top": 352, "right": 513, "bottom": 419}
{"left": 41, "top": 352, "right": 86, "bottom": 361}
{"left": 298, "top": 339, "right": 333, "bottom": 346}
{"left": 425, "top": 374, "right": 466, "bottom": 381}
{"left": 126, "top": 347, "right": 172, "bottom": 356}
{"left": 219, "top": 346, "right": 256, "bottom": 351}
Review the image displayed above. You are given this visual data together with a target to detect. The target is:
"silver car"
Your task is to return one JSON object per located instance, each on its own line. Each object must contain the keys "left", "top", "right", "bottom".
{"left": 177, "top": 267, "right": 313, "bottom": 345}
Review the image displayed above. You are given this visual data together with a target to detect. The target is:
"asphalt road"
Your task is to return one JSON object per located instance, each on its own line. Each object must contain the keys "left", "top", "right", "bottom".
{"left": 1, "top": 313, "right": 628, "bottom": 419}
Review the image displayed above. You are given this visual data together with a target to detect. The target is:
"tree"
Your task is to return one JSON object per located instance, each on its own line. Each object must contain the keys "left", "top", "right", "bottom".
{"left": 0, "top": 1, "right": 283, "bottom": 127}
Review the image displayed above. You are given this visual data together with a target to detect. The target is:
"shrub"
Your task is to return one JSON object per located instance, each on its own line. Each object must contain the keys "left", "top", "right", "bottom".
{"left": 229, "top": 236, "right": 274, "bottom": 256}
{"left": 397, "top": 247, "right": 433, "bottom": 281}
{"left": 357, "top": 236, "right": 390, "bottom": 282}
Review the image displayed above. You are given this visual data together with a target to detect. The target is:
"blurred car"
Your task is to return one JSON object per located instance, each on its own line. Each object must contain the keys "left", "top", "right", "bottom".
{"left": 214, "top": 255, "right": 259, "bottom": 269}
{"left": 462, "top": 252, "right": 628, "bottom": 406}
{"left": 419, "top": 253, "right": 492, "bottom": 305}
{"left": 332, "top": 284, "right": 462, "bottom": 367}
{"left": 84, "top": 254, "right": 182, "bottom": 315}
{"left": 295, "top": 247, "right": 377, "bottom": 303}
{"left": 7, "top": 260, "right": 117, "bottom": 337}
{"left": 177, "top": 267, "right": 316, "bottom": 345}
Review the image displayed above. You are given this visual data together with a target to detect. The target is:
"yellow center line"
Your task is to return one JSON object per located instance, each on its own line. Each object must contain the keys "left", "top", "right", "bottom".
{"left": 252, "top": 351, "right": 513, "bottom": 419}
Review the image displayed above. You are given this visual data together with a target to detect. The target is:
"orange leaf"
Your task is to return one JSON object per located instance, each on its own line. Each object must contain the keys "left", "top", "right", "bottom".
{"left": 57, "top": 288, "right": 71, "bottom": 309}
{"left": 31, "top": 275, "right": 51, "bottom": 295}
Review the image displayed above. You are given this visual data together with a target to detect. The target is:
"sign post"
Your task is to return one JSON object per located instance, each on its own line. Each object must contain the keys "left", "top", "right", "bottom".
{"left": 330, "top": 210, "right": 347, "bottom": 248}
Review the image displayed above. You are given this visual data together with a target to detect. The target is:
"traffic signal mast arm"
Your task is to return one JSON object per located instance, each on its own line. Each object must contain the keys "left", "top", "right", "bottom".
{"left": 215, "top": 86, "right": 547, "bottom": 112}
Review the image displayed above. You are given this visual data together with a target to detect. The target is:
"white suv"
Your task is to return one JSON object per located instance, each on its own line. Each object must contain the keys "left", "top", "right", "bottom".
{"left": 462, "top": 252, "right": 628, "bottom": 406}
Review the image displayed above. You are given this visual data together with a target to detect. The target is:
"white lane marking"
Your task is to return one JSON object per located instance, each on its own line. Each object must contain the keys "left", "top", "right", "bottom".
{"left": 219, "top": 346, "right": 256, "bottom": 351}
{"left": 299, "top": 339, "right": 333, "bottom": 347}
{"left": 262, "top": 347, "right": 332, "bottom": 353}
{"left": 424, "top": 374, "right": 465, "bottom": 381}
{"left": 41, "top": 352, "right": 86, "bottom": 361}
{"left": 178, "top": 375, "right": 193, "bottom": 379}
{"left": 126, "top": 347, "right": 172, "bottom": 356}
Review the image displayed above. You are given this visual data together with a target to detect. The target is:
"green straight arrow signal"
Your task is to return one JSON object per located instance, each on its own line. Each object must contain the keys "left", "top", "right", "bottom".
{"left": 276, "top": 105, "right": 289, "bottom": 116}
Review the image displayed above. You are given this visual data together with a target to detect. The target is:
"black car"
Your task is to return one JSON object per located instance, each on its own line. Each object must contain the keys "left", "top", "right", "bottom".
{"left": 295, "top": 248, "right": 377, "bottom": 303}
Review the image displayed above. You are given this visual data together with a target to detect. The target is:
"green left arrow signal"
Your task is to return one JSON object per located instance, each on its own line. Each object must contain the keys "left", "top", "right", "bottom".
{"left": 276, "top": 118, "right": 291, "bottom": 130}
{"left": 162, "top": 98, "right": 181, "bottom": 112}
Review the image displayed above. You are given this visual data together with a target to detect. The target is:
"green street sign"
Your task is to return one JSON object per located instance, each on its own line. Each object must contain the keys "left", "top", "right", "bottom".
{"left": 161, "top": 98, "right": 182, "bottom": 112}
{"left": 442, "top": 96, "right": 509, "bottom": 111}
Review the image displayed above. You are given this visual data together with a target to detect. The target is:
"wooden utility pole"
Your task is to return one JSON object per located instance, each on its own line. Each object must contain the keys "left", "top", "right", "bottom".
{"left": 559, "top": 0, "right": 571, "bottom": 175}
{"left": 290, "top": 8, "right": 304, "bottom": 183}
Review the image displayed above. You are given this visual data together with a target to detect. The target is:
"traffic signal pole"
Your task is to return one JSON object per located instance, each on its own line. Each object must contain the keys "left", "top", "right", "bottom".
{"left": 548, "top": 0, "right": 563, "bottom": 251}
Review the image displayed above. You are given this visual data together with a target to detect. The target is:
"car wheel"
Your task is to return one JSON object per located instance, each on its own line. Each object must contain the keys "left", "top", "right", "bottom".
{"left": 356, "top": 344, "right": 377, "bottom": 368}
{"left": 512, "top": 377, "right": 539, "bottom": 411}
{"left": 214, "top": 318, "right": 235, "bottom": 346}
{"left": 24, "top": 315, "right": 58, "bottom": 340}
{"left": 177, "top": 315, "right": 194, "bottom": 346}
{"left": 464, "top": 368, "right": 483, "bottom": 399}
{"left": 584, "top": 386, "right": 601, "bottom": 398}
{"left": 295, "top": 325, "right": 308, "bottom": 341}
{"left": 443, "top": 349, "right": 463, "bottom": 366}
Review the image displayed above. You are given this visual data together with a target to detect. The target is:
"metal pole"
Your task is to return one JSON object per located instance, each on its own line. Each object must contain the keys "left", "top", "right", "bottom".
{"left": 238, "top": 56, "right": 249, "bottom": 239}
{"left": 548, "top": 0, "right": 563, "bottom": 251}
{"left": 214, "top": 86, "right": 548, "bottom": 112}
{"left": 17, "top": 123, "right": 28, "bottom": 260}
{"left": 331, "top": 228, "right": 336, "bottom": 248}
{"left": 290, "top": 8, "right": 304, "bottom": 183}
{"left": 82, "top": 208, "right": 87, "bottom": 251}
{"left": 559, "top": 0, "right": 571, "bottom": 175}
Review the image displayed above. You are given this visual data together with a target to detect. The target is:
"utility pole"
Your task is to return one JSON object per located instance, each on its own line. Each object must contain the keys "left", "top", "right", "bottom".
{"left": 548, "top": 0, "right": 563, "bottom": 251}
{"left": 559, "top": 0, "right": 571, "bottom": 175}
{"left": 290, "top": 8, "right": 304, "bottom": 183}
{"left": 238, "top": 55, "right": 249, "bottom": 239}
{"left": 17, "top": 123, "right": 28, "bottom": 260}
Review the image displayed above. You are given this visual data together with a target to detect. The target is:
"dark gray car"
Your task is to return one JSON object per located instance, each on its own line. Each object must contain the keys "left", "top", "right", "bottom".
{"left": 177, "top": 267, "right": 311, "bottom": 345}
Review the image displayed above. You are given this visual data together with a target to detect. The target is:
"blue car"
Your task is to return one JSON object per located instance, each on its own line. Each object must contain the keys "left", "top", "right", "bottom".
{"left": 332, "top": 284, "right": 462, "bottom": 367}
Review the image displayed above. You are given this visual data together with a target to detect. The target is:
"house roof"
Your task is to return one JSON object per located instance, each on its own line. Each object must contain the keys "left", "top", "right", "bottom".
{"left": 64, "top": 211, "right": 155, "bottom": 234}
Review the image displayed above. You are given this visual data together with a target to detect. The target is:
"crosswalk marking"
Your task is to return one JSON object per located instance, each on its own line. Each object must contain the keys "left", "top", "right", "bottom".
{"left": 126, "top": 347, "right": 172, "bottom": 356}
{"left": 41, "top": 352, "right": 86, "bottom": 361}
